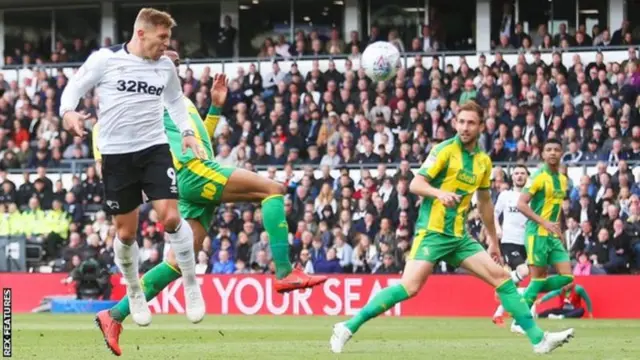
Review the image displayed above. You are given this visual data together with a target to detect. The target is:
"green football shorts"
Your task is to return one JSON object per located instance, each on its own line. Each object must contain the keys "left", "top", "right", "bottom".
{"left": 177, "top": 159, "right": 236, "bottom": 229}
{"left": 408, "top": 230, "right": 485, "bottom": 268}
{"left": 525, "top": 233, "right": 570, "bottom": 267}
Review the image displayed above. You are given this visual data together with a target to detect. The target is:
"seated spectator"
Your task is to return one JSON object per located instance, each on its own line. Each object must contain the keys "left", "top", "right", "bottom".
{"left": 195, "top": 251, "right": 210, "bottom": 275}
{"left": 314, "top": 247, "right": 342, "bottom": 274}
{"left": 140, "top": 248, "right": 161, "bottom": 273}
{"left": 251, "top": 249, "right": 270, "bottom": 274}
{"left": 212, "top": 249, "right": 235, "bottom": 274}
{"left": 295, "top": 249, "right": 315, "bottom": 274}
{"left": 352, "top": 234, "right": 378, "bottom": 273}
{"left": 374, "top": 252, "right": 400, "bottom": 274}
{"left": 234, "top": 259, "right": 250, "bottom": 274}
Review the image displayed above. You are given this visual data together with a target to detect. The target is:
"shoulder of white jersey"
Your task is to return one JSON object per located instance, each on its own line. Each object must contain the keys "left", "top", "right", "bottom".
{"left": 82, "top": 47, "right": 117, "bottom": 63}
{"left": 156, "top": 55, "right": 175, "bottom": 68}
{"left": 106, "top": 43, "right": 127, "bottom": 54}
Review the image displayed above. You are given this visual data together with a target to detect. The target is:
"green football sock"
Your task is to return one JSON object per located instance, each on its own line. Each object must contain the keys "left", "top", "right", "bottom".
{"left": 261, "top": 194, "right": 293, "bottom": 279}
{"left": 496, "top": 280, "right": 544, "bottom": 345}
{"left": 109, "top": 261, "right": 181, "bottom": 322}
{"left": 541, "top": 274, "right": 573, "bottom": 293}
{"left": 522, "top": 278, "right": 546, "bottom": 307}
{"left": 345, "top": 284, "right": 410, "bottom": 334}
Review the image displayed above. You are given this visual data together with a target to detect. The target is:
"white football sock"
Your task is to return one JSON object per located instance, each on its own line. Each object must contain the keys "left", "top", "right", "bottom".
{"left": 114, "top": 237, "right": 141, "bottom": 291}
{"left": 510, "top": 270, "right": 524, "bottom": 284}
{"left": 511, "top": 264, "right": 530, "bottom": 285}
{"left": 166, "top": 218, "right": 197, "bottom": 286}
{"left": 494, "top": 305, "right": 505, "bottom": 318}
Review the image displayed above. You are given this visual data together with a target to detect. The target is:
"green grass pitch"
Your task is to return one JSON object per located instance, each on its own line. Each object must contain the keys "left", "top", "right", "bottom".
{"left": 10, "top": 314, "right": 640, "bottom": 359}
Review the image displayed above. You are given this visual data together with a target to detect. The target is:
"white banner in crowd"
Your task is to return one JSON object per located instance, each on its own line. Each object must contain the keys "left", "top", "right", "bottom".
{"left": 2, "top": 165, "right": 639, "bottom": 192}
{"left": 0, "top": 50, "right": 633, "bottom": 86}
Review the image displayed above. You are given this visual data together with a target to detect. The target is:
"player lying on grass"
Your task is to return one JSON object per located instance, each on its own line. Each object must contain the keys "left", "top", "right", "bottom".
{"left": 532, "top": 283, "right": 593, "bottom": 319}
{"left": 330, "top": 101, "right": 574, "bottom": 355}
{"left": 95, "top": 51, "right": 327, "bottom": 356}
{"left": 492, "top": 164, "right": 531, "bottom": 327}
{"left": 511, "top": 138, "right": 574, "bottom": 334}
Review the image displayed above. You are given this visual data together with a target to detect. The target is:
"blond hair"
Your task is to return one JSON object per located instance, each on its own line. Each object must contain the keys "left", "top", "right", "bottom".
{"left": 135, "top": 8, "right": 177, "bottom": 29}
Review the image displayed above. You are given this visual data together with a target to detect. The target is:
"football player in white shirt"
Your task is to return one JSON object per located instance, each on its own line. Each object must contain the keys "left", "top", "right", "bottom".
{"left": 60, "top": 8, "right": 205, "bottom": 328}
{"left": 492, "top": 164, "right": 530, "bottom": 327}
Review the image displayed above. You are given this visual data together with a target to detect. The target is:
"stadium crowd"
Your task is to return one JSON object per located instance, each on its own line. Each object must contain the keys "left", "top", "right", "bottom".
{"left": 1, "top": 24, "right": 640, "bottom": 278}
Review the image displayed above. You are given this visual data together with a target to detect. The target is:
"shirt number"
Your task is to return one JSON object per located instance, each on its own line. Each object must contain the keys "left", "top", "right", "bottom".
{"left": 201, "top": 183, "right": 217, "bottom": 200}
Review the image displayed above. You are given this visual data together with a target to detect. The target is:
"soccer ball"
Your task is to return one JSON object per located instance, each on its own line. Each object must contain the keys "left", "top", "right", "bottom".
{"left": 361, "top": 41, "right": 401, "bottom": 82}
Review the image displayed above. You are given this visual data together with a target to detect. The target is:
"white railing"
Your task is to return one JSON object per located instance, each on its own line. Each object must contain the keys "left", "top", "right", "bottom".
{"left": 4, "top": 164, "right": 639, "bottom": 191}
{"left": 1, "top": 46, "right": 635, "bottom": 87}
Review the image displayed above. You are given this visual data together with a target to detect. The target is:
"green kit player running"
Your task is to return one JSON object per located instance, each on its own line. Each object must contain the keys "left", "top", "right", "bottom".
{"left": 511, "top": 138, "right": 574, "bottom": 334}
{"left": 96, "top": 50, "right": 327, "bottom": 356}
{"left": 330, "top": 101, "right": 574, "bottom": 355}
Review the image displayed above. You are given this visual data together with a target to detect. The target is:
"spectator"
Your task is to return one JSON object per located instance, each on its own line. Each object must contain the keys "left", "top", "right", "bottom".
{"left": 212, "top": 249, "right": 235, "bottom": 274}
{"left": 352, "top": 234, "right": 378, "bottom": 273}
{"left": 217, "top": 15, "right": 237, "bottom": 58}
{"left": 314, "top": 247, "right": 342, "bottom": 274}
{"left": 195, "top": 251, "right": 210, "bottom": 275}
{"left": 374, "top": 252, "right": 400, "bottom": 274}
{"left": 250, "top": 232, "right": 272, "bottom": 264}
{"left": 140, "top": 248, "right": 161, "bottom": 273}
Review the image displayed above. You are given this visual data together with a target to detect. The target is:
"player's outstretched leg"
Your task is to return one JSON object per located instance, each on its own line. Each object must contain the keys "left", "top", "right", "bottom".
{"left": 523, "top": 270, "right": 573, "bottom": 307}
{"left": 154, "top": 200, "right": 205, "bottom": 323}
{"left": 112, "top": 209, "right": 152, "bottom": 327}
{"left": 221, "top": 168, "right": 327, "bottom": 292}
{"left": 494, "top": 264, "right": 527, "bottom": 326}
{"left": 460, "top": 251, "right": 574, "bottom": 354}
{"left": 330, "top": 260, "right": 430, "bottom": 353}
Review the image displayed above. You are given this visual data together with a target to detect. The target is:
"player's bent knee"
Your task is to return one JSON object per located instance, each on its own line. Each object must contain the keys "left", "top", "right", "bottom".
{"left": 160, "top": 209, "right": 182, "bottom": 232}
{"left": 268, "top": 182, "right": 287, "bottom": 196}
{"left": 115, "top": 224, "right": 137, "bottom": 244}
{"left": 116, "top": 230, "right": 137, "bottom": 244}
{"left": 491, "top": 267, "right": 511, "bottom": 284}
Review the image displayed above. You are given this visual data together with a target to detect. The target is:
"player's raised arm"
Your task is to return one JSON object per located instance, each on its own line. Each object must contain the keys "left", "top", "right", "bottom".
{"left": 517, "top": 178, "right": 562, "bottom": 238}
{"left": 162, "top": 60, "right": 204, "bottom": 158}
{"left": 60, "top": 49, "right": 108, "bottom": 137}
{"left": 575, "top": 285, "right": 593, "bottom": 316}
{"left": 204, "top": 74, "right": 228, "bottom": 137}
{"left": 409, "top": 146, "right": 460, "bottom": 208}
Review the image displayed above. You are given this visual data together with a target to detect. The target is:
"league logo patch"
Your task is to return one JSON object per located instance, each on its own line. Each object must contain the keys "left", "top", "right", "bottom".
{"left": 106, "top": 200, "right": 120, "bottom": 210}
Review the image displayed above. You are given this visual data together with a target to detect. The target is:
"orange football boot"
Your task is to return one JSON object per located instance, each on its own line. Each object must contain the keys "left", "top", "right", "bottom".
{"left": 274, "top": 265, "right": 328, "bottom": 293}
{"left": 95, "top": 310, "right": 123, "bottom": 356}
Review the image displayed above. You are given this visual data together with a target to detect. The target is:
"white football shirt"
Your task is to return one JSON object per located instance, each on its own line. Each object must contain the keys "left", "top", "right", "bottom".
{"left": 59, "top": 43, "right": 191, "bottom": 155}
{"left": 494, "top": 189, "right": 527, "bottom": 245}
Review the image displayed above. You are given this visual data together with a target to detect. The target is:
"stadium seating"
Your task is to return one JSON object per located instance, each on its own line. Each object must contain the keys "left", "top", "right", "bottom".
{"left": 1, "top": 24, "right": 640, "bottom": 279}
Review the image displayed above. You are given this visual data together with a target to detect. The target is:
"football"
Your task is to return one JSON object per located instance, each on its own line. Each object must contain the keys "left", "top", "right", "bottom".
{"left": 360, "top": 41, "right": 401, "bottom": 82}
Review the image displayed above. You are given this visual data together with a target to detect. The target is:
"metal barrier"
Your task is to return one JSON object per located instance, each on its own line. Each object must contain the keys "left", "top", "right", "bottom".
{"left": 9, "top": 158, "right": 640, "bottom": 176}
{"left": 1, "top": 45, "right": 636, "bottom": 85}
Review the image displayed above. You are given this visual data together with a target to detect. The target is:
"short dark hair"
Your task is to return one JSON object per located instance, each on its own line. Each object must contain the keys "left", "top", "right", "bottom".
{"left": 513, "top": 164, "right": 530, "bottom": 175}
{"left": 543, "top": 138, "right": 562, "bottom": 148}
